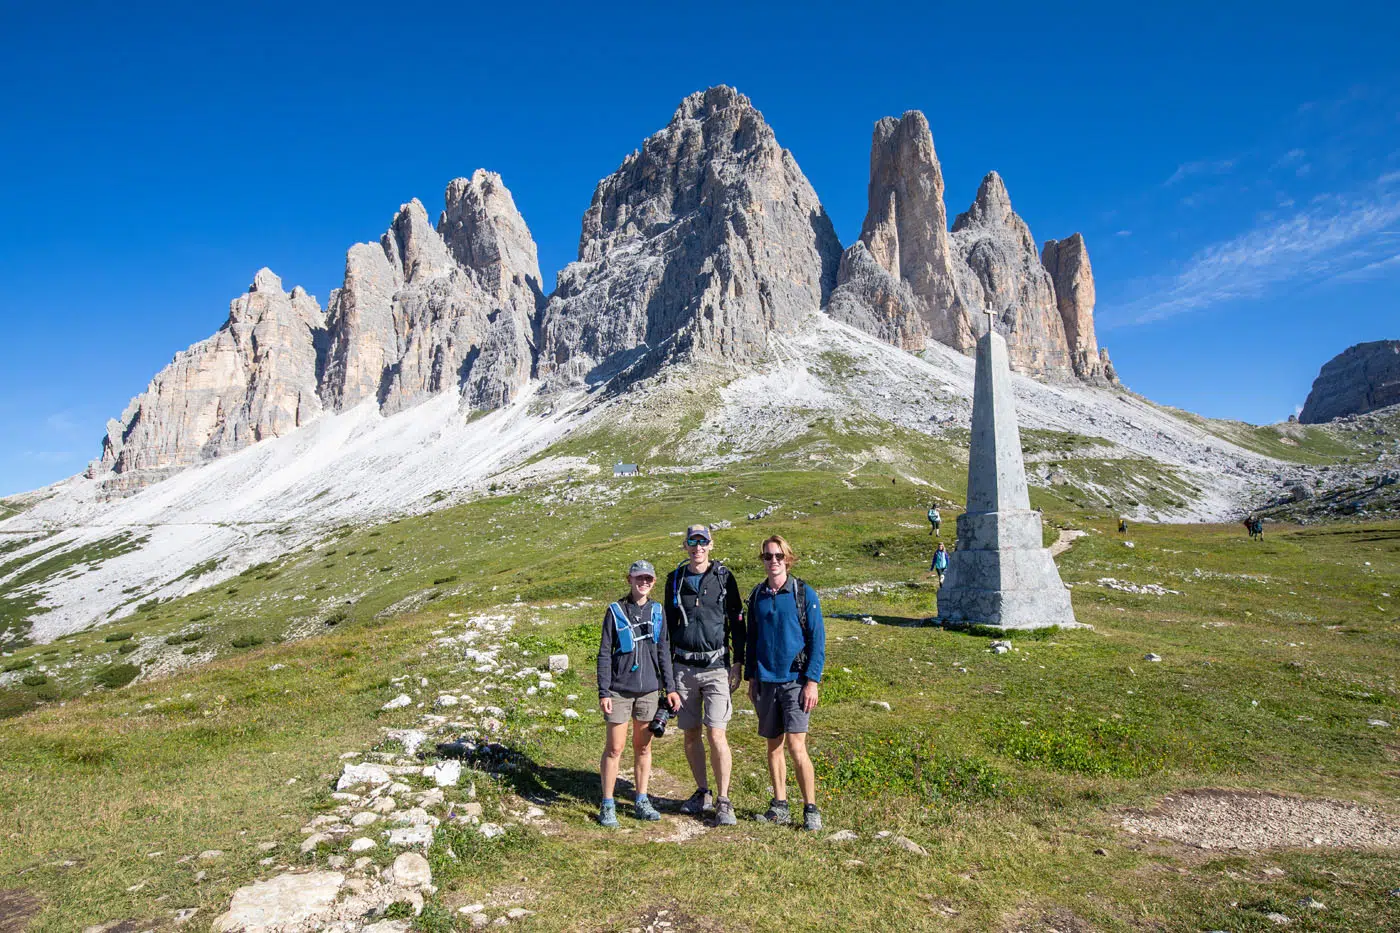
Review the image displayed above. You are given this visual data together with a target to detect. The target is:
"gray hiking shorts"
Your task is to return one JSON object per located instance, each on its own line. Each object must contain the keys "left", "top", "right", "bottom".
{"left": 755, "top": 680, "right": 809, "bottom": 739}
{"left": 602, "top": 691, "right": 659, "bottom": 725}
{"left": 675, "top": 665, "right": 732, "bottom": 730}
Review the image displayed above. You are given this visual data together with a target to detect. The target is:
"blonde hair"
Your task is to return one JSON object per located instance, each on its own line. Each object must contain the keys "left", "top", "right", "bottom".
{"left": 760, "top": 534, "right": 796, "bottom": 568}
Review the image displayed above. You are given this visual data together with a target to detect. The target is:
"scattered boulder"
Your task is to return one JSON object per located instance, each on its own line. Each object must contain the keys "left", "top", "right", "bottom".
{"left": 212, "top": 870, "right": 344, "bottom": 932}
{"left": 386, "top": 852, "right": 432, "bottom": 889}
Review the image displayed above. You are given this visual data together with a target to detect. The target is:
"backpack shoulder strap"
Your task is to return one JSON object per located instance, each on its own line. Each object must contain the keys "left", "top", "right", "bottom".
{"left": 790, "top": 577, "right": 808, "bottom": 636}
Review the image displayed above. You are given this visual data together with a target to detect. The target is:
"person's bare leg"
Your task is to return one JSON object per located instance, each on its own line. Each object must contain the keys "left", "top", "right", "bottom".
{"left": 765, "top": 735, "right": 788, "bottom": 801}
{"left": 599, "top": 722, "right": 628, "bottom": 799}
{"left": 708, "top": 726, "right": 732, "bottom": 798}
{"left": 632, "top": 720, "right": 654, "bottom": 797}
{"left": 786, "top": 731, "right": 816, "bottom": 806}
{"left": 683, "top": 727, "right": 708, "bottom": 791}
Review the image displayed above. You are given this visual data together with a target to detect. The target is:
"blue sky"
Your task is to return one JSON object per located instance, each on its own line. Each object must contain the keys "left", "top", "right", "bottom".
{"left": 2, "top": 1, "right": 1397, "bottom": 497}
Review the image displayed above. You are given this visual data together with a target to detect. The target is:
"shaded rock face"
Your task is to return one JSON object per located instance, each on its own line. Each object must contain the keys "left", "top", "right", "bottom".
{"left": 1040, "top": 233, "right": 1114, "bottom": 384}
{"left": 830, "top": 112, "right": 967, "bottom": 352}
{"left": 99, "top": 172, "right": 541, "bottom": 489}
{"left": 1300, "top": 340, "right": 1400, "bottom": 423}
{"left": 950, "top": 172, "right": 1072, "bottom": 379}
{"left": 536, "top": 86, "right": 841, "bottom": 386}
{"left": 95, "top": 269, "right": 326, "bottom": 478}
{"left": 322, "top": 174, "right": 541, "bottom": 416}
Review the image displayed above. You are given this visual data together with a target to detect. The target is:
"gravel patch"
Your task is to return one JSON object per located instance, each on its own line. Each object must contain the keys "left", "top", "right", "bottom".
{"left": 1121, "top": 789, "right": 1400, "bottom": 850}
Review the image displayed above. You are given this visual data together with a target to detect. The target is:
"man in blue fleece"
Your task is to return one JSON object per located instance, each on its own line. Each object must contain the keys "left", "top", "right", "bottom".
{"left": 744, "top": 534, "right": 826, "bottom": 831}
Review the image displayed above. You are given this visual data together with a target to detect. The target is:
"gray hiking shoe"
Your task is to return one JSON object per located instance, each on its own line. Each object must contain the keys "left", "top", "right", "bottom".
{"left": 598, "top": 800, "right": 618, "bottom": 828}
{"left": 802, "top": 804, "right": 823, "bottom": 832}
{"left": 714, "top": 796, "right": 737, "bottom": 826}
{"left": 633, "top": 795, "right": 661, "bottom": 821}
{"left": 679, "top": 788, "right": 713, "bottom": 815}
{"left": 756, "top": 797, "right": 791, "bottom": 825}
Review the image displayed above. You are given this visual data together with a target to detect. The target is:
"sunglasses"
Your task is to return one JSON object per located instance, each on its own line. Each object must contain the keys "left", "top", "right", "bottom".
{"left": 631, "top": 575, "right": 656, "bottom": 583}
{"left": 685, "top": 537, "right": 711, "bottom": 546}
{"left": 760, "top": 552, "right": 785, "bottom": 562}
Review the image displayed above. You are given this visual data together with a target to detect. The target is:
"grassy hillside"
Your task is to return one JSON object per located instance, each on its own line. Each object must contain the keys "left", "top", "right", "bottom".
{"left": 0, "top": 428, "right": 1397, "bottom": 930}
{"left": 1157, "top": 403, "right": 1400, "bottom": 466}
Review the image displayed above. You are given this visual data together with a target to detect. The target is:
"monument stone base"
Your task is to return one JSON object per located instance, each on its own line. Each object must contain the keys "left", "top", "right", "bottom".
{"left": 937, "top": 510, "right": 1080, "bottom": 630}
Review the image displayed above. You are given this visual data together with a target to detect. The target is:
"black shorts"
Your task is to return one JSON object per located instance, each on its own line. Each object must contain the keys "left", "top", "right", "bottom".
{"left": 755, "top": 680, "right": 809, "bottom": 739}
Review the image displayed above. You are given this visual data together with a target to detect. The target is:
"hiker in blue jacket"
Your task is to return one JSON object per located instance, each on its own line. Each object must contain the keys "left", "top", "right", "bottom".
{"left": 745, "top": 534, "right": 826, "bottom": 831}
{"left": 932, "top": 542, "right": 949, "bottom": 584}
{"left": 596, "top": 560, "right": 680, "bottom": 827}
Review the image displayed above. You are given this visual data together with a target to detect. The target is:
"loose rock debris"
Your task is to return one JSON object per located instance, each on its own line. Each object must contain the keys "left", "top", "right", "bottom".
{"left": 1120, "top": 789, "right": 1400, "bottom": 850}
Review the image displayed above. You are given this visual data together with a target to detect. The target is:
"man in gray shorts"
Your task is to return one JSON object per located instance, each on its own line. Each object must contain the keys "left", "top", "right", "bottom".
{"left": 664, "top": 524, "right": 746, "bottom": 826}
{"left": 745, "top": 534, "right": 826, "bottom": 831}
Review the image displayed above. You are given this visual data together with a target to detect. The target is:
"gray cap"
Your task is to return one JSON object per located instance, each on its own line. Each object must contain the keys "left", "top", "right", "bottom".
{"left": 628, "top": 559, "right": 656, "bottom": 578}
{"left": 684, "top": 523, "right": 712, "bottom": 543}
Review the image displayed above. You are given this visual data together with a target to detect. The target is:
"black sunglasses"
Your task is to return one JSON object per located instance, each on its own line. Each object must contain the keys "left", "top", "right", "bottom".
{"left": 760, "top": 552, "right": 785, "bottom": 561}
{"left": 631, "top": 575, "right": 655, "bottom": 583}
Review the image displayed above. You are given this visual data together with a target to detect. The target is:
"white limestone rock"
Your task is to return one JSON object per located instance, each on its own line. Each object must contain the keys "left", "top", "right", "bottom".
{"left": 537, "top": 86, "right": 840, "bottom": 388}
{"left": 212, "top": 870, "right": 344, "bottom": 932}
{"left": 950, "top": 173, "right": 1074, "bottom": 380}
{"left": 92, "top": 270, "right": 326, "bottom": 493}
{"left": 386, "top": 851, "right": 433, "bottom": 889}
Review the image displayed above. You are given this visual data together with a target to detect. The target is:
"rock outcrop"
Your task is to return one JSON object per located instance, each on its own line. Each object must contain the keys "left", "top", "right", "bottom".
{"left": 536, "top": 86, "right": 841, "bottom": 386}
{"left": 830, "top": 113, "right": 1109, "bottom": 384}
{"left": 1040, "top": 233, "right": 1115, "bottom": 384}
{"left": 1300, "top": 340, "right": 1400, "bottom": 423}
{"left": 829, "top": 112, "right": 967, "bottom": 352}
{"left": 321, "top": 173, "right": 541, "bottom": 416}
{"left": 93, "top": 270, "right": 326, "bottom": 480}
{"left": 949, "top": 172, "right": 1073, "bottom": 379}
{"left": 98, "top": 172, "right": 542, "bottom": 490}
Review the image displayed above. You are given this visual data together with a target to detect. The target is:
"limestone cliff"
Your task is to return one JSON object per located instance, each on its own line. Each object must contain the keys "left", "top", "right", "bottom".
{"left": 1040, "top": 233, "right": 1114, "bottom": 384}
{"left": 319, "top": 172, "right": 541, "bottom": 415}
{"left": 829, "top": 111, "right": 967, "bottom": 352}
{"left": 1300, "top": 340, "right": 1400, "bottom": 423}
{"left": 950, "top": 172, "right": 1073, "bottom": 379}
{"left": 94, "top": 270, "right": 326, "bottom": 480}
{"left": 536, "top": 86, "right": 842, "bottom": 386}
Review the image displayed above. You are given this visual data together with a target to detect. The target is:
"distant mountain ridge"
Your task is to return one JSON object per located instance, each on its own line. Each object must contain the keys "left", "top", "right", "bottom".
{"left": 89, "top": 86, "right": 1116, "bottom": 495}
{"left": 1300, "top": 340, "right": 1400, "bottom": 423}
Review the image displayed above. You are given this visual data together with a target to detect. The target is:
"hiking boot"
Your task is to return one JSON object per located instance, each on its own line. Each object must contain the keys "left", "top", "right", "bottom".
{"left": 633, "top": 795, "right": 661, "bottom": 821}
{"left": 678, "top": 787, "right": 713, "bottom": 815}
{"left": 714, "top": 796, "right": 737, "bottom": 826}
{"left": 802, "top": 804, "right": 823, "bottom": 832}
{"left": 598, "top": 800, "right": 618, "bottom": 828}
{"left": 756, "top": 797, "right": 791, "bottom": 825}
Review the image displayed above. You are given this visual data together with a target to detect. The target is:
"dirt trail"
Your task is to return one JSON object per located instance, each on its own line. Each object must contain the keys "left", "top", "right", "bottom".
{"left": 1049, "top": 528, "right": 1087, "bottom": 557}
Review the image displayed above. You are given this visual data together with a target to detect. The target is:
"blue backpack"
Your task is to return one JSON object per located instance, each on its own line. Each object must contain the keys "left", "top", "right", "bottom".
{"left": 608, "top": 600, "right": 663, "bottom": 672}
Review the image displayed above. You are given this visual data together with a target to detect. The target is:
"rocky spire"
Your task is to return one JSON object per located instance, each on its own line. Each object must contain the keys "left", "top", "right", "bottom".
{"left": 536, "top": 86, "right": 842, "bottom": 386}
{"left": 1041, "top": 233, "right": 1114, "bottom": 384}
{"left": 320, "top": 177, "right": 541, "bottom": 415}
{"left": 829, "top": 111, "right": 969, "bottom": 351}
{"left": 950, "top": 172, "right": 1074, "bottom": 379}
{"left": 94, "top": 270, "right": 326, "bottom": 484}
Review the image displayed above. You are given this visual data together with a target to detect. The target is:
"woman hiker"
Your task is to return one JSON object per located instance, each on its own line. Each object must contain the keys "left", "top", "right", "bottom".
{"left": 931, "top": 542, "right": 949, "bottom": 584}
{"left": 596, "top": 559, "right": 681, "bottom": 827}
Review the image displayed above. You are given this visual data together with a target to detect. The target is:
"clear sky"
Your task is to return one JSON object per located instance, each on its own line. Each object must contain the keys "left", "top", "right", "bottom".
{"left": 2, "top": 1, "right": 1397, "bottom": 497}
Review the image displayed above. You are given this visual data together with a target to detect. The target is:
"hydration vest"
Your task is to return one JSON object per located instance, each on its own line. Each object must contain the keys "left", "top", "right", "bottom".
{"left": 608, "top": 600, "right": 663, "bottom": 672}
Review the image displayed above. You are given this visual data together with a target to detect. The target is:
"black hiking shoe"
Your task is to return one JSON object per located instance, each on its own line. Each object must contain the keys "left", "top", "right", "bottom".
{"left": 756, "top": 797, "right": 791, "bottom": 825}
{"left": 679, "top": 787, "right": 713, "bottom": 815}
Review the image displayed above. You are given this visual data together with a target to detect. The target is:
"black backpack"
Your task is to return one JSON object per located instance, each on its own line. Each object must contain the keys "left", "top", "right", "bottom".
{"left": 747, "top": 577, "right": 810, "bottom": 675}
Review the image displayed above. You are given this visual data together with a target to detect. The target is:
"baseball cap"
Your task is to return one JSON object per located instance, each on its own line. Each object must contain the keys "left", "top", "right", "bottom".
{"left": 684, "top": 523, "right": 712, "bottom": 544}
{"left": 628, "top": 559, "right": 656, "bottom": 578}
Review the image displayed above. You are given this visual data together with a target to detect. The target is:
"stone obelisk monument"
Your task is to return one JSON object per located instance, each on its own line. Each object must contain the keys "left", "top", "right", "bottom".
{"left": 937, "top": 312, "right": 1078, "bottom": 629}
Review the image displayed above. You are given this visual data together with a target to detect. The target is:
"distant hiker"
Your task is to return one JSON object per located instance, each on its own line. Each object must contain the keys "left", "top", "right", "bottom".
{"left": 927, "top": 505, "right": 942, "bottom": 537}
{"left": 932, "top": 542, "right": 949, "bottom": 584}
{"left": 1118, "top": 517, "right": 1128, "bottom": 534}
{"left": 664, "top": 524, "right": 746, "bottom": 827}
{"left": 1250, "top": 517, "right": 1264, "bottom": 540}
{"left": 596, "top": 560, "right": 680, "bottom": 827}
{"left": 746, "top": 535, "right": 826, "bottom": 831}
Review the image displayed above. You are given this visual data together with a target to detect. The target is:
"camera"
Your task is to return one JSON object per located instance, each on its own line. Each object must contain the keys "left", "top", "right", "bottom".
{"left": 648, "top": 705, "right": 671, "bottom": 737}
